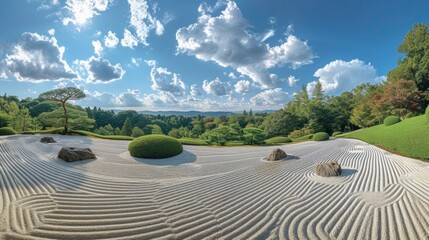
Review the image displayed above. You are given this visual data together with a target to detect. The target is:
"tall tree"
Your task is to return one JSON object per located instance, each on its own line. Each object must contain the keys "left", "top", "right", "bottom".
{"left": 39, "top": 87, "right": 85, "bottom": 133}
{"left": 387, "top": 23, "right": 429, "bottom": 108}
{"left": 121, "top": 117, "right": 133, "bottom": 136}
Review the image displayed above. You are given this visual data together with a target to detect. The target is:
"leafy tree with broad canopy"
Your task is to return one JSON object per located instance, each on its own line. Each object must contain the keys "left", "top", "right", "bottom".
{"left": 39, "top": 87, "right": 85, "bottom": 133}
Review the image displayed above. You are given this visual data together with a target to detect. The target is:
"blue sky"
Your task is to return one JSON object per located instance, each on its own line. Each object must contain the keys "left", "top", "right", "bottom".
{"left": 0, "top": 0, "right": 428, "bottom": 111}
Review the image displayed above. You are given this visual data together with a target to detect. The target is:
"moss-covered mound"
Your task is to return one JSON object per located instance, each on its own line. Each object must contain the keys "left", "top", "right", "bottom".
{"left": 265, "top": 136, "right": 292, "bottom": 144}
{"left": 332, "top": 131, "right": 342, "bottom": 137}
{"left": 0, "top": 127, "right": 16, "bottom": 136}
{"left": 313, "top": 132, "right": 330, "bottom": 141}
{"left": 384, "top": 116, "right": 400, "bottom": 126}
{"left": 128, "top": 135, "right": 183, "bottom": 158}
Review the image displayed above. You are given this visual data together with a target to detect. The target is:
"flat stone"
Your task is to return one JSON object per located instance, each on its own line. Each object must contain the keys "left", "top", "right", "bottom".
{"left": 316, "top": 161, "right": 342, "bottom": 177}
{"left": 40, "top": 137, "right": 56, "bottom": 143}
{"left": 267, "top": 148, "right": 287, "bottom": 161}
{"left": 58, "top": 147, "right": 96, "bottom": 162}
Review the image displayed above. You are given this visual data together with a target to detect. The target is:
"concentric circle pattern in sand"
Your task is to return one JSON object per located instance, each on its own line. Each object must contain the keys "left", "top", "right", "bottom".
{"left": 0, "top": 135, "right": 428, "bottom": 239}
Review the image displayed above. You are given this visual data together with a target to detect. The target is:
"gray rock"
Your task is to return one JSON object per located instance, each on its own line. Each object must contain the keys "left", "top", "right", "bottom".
{"left": 40, "top": 137, "right": 56, "bottom": 143}
{"left": 58, "top": 147, "right": 96, "bottom": 162}
{"left": 267, "top": 148, "right": 287, "bottom": 161}
{"left": 316, "top": 161, "right": 341, "bottom": 177}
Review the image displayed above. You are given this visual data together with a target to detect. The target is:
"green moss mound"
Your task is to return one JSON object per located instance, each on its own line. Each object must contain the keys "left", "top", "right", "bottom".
{"left": 426, "top": 106, "right": 429, "bottom": 122}
{"left": 265, "top": 136, "right": 292, "bottom": 144}
{"left": 384, "top": 116, "right": 400, "bottom": 126}
{"left": 0, "top": 127, "right": 16, "bottom": 136}
{"left": 313, "top": 132, "right": 330, "bottom": 141}
{"left": 128, "top": 135, "right": 183, "bottom": 158}
{"left": 332, "top": 131, "right": 342, "bottom": 137}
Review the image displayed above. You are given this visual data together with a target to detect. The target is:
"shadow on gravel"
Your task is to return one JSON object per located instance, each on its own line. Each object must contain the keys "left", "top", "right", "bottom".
{"left": 341, "top": 168, "right": 358, "bottom": 177}
{"left": 129, "top": 150, "right": 197, "bottom": 166}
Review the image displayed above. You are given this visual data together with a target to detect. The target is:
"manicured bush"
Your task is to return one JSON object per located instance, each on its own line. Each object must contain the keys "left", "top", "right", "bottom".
{"left": 288, "top": 128, "right": 315, "bottom": 138}
{"left": 128, "top": 135, "right": 183, "bottom": 158}
{"left": 332, "top": 131, "right": 342, "bottom": 137}
{"left": 313, "top": 132, "right": 330, "bottom": 141}
{"left": 0, "top": 127, "right": 16, "bottom": 136}
{"left": 265, "top": 136, "right": 292, "bottom": 144}
{"left": 384, "top": 116, "right": 400, "bottom": 126}
{"left": 426, "top": 106, "right": 429, "bottom": 122}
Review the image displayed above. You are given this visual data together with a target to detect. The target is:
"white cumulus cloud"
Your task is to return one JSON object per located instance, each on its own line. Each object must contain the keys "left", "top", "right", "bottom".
{"left": 79, "top": 56, "right": 125, "bottom": 84}
{"left": 308, "top": 59, "right": 383, "bottom": 94}
{"left": 202, "top": 78, "right": 232, "bottom": 96}
{"left": 147, "top": 60, "right": 186, "bottom": 96}
{"left": 250, "top": 88, "right": 290, "bottom": 106}
{"left": 5, "top": 32, "right": 77, "bottom": 82}
{"left": 288, "top": 75, "right": 298, "bottom": 87}
{"left": 127, "top": 0, "right": 164, "bottom": 46}
{"left": 190, "top": 84, "right": 202, "bottom": 96}
{"left": 104, "top": 31, "right": 119, "bottom": 48}
{"left": 234, "top": 80, "right": 250, "bottom": 93}
{"left": 121, "top": 28, "right": 139, "bottom": 49}
{"left": 176, "top": 1, "right": 314, "bottom": 88}
{"left": 62, "top": 0, "right": 112, "bottom": 27}
{"left": 92, "top": 40, "right": 103, "bottom": 56}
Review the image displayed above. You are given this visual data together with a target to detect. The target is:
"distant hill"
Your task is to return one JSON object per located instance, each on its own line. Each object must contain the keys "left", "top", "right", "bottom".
{"left": 110, "top": 110, "right": 275, "bottom": 117}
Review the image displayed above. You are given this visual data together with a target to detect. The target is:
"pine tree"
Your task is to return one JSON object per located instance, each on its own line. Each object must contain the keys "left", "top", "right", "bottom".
{"left": 121, "top": 117, "right": 133, "bottom": 136}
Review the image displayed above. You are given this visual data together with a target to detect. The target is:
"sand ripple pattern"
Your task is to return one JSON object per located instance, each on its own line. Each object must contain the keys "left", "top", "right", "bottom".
{"left": 0, "top": 135, "right": 428, "bottom": 239}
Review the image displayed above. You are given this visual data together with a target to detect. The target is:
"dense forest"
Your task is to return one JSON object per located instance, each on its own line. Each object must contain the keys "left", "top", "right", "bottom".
{"left": 1, "top": 23, "right": 428, "bottom": 144}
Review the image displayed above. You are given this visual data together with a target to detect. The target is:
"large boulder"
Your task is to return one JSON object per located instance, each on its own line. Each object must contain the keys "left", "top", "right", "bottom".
{"left": 40, "top": 137, "right": 56, "bottom": 143}
{"left": 58, "top": 147, "right": 96, "bottom": 162}
{"left": 267, "top": 148, "right": 287, "bottom": 161}
{"left": 316, "top": 161, "right": 341, "bottom": 177}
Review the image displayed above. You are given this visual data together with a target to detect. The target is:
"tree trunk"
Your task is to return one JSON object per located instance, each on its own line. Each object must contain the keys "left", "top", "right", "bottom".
{"left": 62, "top": 101, "right": 68, "bottom": 134}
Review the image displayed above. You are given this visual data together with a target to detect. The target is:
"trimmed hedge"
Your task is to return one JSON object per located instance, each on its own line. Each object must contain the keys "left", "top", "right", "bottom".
{"left": 0, "top": 127, "right": 16, "bottom": 136}
{"left": 426, "top": 106, "right": 429, "bottom": 122}
{"left": 129, "top": 135, "right": 183, "bottom": 158}
{"left": 178, "top": 138, "right": 209, "bottom": 145}
{"left": 384, "top": 116, "right": 400, "bottom": 126}
{"left": 265, "top": 136, "right": 292, "bottom": 144}
{"left": 313, "top": 132, "right": 330, "bottom": 141}
{"left": 332, "top": 131, "right": 342, "bottom": 137}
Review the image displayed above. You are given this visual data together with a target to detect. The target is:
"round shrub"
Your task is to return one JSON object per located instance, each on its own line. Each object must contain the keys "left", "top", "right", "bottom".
{"left": 426, "top": 106, "right": 429, "bottom": 122}
{"left": 265, "top": 136, "right": 292, "bottom": 144}
{"left": 128, "top": 135, "right": 183, "bottom": 159}
{"left": 332, "top": 131, "right": 342, "bottom": 137}
{"left": 384, "top": 116, "right": 400, "bottom": 126}
{"left": 0, "top": 127, "right": 16, "bottom": 136}
{"left": 313, "top": 132, "right": 330, "bottom": 141}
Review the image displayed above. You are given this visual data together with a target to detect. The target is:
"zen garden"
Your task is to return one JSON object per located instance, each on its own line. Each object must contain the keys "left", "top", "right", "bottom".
{"left": 0, "top": 1, "right": 428, "bottom": 239}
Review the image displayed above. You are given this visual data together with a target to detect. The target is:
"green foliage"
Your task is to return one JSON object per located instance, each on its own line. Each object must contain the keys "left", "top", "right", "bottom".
{"left": 265, "top": 136, "right": 292, "bottom": 144}
{"left": 38, "top": 107, "right": 94, "bottom": 131}
{"left": 0, "top": 113, "right": 10, "bottom": 128}
{"left": 0, "top": 127, "right": 16, "bottom": 135}
{"left": 312, "top": 132, "right": 330, "bottom": 141}
{"left": 288, "top": 128, "right": 315, "bottom": 138}
{"left": 178, "top": 138, "right": 209, "bottom": 145}
{"left": 128, "top": 135, "right": 183, "bottom": 158}
{"left": 243, "top": 127, "right": 265, "bottom": 145}
{"left": 332, "top": 131, "right": 343, "bottom": 137}
{"left": 121, "top": 117, "right": 133, "bottom": 136}
{"left": 263, "top": 110, "right": 305, "bottom": 138}
{"left": 291, "top": 134, "right": 313, "bottom": 142}
{"left": 71, "top": 130, "right": 134, "bottom": 140}
{"left": 387, "top": 23, "right": 429, "bottom": 97}
{"left": 39, "top": 87, "right": 86, "bottom": 133}
{"left": 131, "top": 127, "right": 145, "bottom": 138}
{"left": 384, "top": 116, "right": 401, "bottom": 126}
{"left": 341, "top": 115, "right": 429, "bottom": 159}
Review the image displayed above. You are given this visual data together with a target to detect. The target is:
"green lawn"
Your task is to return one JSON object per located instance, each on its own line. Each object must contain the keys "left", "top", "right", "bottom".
{"left": 70, "top": 130, "right": 135, "bottom": 140}
{"left": 340, "top": 115, "right": 429, "bottom": 159}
